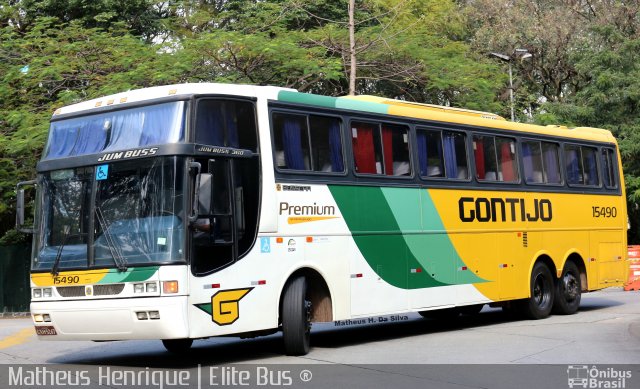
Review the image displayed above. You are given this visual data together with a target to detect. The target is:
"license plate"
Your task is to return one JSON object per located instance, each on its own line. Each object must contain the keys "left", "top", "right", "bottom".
{"left": 35, "top": 326, "right": 57, "bottom": 336}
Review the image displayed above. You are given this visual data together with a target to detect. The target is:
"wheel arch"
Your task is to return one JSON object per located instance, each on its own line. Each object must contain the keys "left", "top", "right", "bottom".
{"left": 278, "top": 266, "right": 334, "bottom": 323}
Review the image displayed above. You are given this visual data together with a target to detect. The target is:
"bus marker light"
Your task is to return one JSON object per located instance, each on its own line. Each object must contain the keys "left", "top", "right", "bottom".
{"left": 306, "top": 237, "right": 313, "bottom": 243}
{"left": 350, "top": 273, "right": 363, "bottom": 279}
{"left": 163, "top": 281, "right": 179, "bottom": 294}
{"left": 500, "top": 264, "right": 508, "bottom": 268}
{"left": 107, "top": 99, "right": 114, "bottom": 105}
{"left": 251, "top": 280, "right": 267, "bottom": 286}
{"left": 459, "top": 266, "right": 468, "bottom": 271}
{"left": 410, "top": 268, "right": 422, "bottom": 273}
{"left": 33, "top": 314, "right": 44, "bottom": 323}
{"left": 212, "top": 283, "right": 220, "bottom": 288}
{"left": 276, "top": 237, "right": 283, "bottom": 243}
{"left": 136, "top": 312, "right": 148, "bottom": 320}
{"left": 145, "top": 282, "right": 158, "bottom": 293}
{"left": 119, "top": 97, "right": 127, "bottom": 103}
{"left": 168, "top": 89, "right": 177, "bottom": 95}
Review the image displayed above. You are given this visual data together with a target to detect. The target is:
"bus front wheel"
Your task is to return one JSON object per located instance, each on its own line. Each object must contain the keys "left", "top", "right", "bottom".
{"left": 521, "top": 262, "right": 554, "bottom": 319}
{"left": 282, "top": 276, "right": 312, "bottom": 356}
{"left": 162, "top": 338, "right": 193, "bottom": 353}
{"left": 553, "top": 261, "right": 581, "bottom": 315}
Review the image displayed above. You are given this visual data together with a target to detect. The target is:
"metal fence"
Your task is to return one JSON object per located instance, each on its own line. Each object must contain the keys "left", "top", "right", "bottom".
{"left": 0, "top": 245, "right": 30, "bottom": 314}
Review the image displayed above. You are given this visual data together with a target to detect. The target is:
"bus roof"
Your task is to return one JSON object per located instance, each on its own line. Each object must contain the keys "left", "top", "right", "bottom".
{"left": 52, "top": 83, "right": 295, "bottom": 118}
{"left": 276, "top": 91, "right": 616, "bottom": 144}
{"left": 52, "top": 84, "right": 615, "bottom": 144}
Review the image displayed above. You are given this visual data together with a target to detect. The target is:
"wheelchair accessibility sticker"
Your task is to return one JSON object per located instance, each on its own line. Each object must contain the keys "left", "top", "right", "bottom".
{"left": 260, "top": 237, "right": 271, "bottom": 253}
{"left": 96, "top": 164, "right": 109, "bottom": 181}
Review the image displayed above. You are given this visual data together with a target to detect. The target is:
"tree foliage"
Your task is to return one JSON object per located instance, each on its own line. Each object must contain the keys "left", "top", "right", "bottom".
{"left": 3, "top": 0, "right": 640, "bottom": 243}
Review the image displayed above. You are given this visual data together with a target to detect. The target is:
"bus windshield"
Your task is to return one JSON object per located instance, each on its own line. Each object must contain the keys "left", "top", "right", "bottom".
{"left": 44, "top": 101, "right": 186, "bottom": 160}
{"left": 33, "top": 157, "right": 186, "bottom": 271}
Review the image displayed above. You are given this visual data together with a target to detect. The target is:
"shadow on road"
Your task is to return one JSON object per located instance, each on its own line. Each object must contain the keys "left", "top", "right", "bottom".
{"left": 46, "top": 299, "right": 620, "bottom": 368}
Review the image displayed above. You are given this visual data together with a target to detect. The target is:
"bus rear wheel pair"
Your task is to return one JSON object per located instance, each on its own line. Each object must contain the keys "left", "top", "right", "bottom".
{"left": 520, "top": 261, "right": 581, "bottom": 319}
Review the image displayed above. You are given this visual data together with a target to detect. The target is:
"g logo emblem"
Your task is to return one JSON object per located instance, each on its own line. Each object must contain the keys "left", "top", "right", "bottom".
{"left": 211, "top": 288, "right": 253, "bottom": 325}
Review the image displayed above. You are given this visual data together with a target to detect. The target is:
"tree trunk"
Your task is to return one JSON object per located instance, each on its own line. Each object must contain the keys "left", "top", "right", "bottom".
{"left": 348, "top": 0, "right": 356, "bottom": 95}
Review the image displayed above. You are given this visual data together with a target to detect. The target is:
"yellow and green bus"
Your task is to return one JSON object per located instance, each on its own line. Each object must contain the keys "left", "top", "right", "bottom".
{"left": 18, "top": 83, "right": 628, "bottom": 355}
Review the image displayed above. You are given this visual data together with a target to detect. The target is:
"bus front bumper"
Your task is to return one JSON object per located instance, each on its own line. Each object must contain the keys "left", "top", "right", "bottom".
{"left": 30, "top": 296, "right": 189, "bottom": 341}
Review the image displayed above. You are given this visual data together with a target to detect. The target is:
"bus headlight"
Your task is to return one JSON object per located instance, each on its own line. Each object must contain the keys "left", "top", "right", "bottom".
{"left": 33, "top": 314, "right": 44, "bottom": 322}
{"left": 133, "top": 283, "right": 145, "bottom": 293}
{"left": 32, "top": 289, "right": 42, "bottom": 298}
{"left": 42, "top": 288, "right": 52, "bottom": 298}
{"left": 146, "top": 282, "right": 158, "bottom": 293}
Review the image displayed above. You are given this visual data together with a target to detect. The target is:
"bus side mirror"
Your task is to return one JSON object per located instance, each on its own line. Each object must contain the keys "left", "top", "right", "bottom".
{"left": 16, "top": 180, "right": 37, "bottom": 234}
{"left": 189, "top": 173, "right": 213, "bottom": 222}
{"left": 197, "top": 173, "right": 214, "bottom": 216}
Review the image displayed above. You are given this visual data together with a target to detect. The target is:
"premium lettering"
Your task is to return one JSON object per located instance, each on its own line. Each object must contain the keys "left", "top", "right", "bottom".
{"left": 279, "top": 202, "right": 335, "bottom": 216}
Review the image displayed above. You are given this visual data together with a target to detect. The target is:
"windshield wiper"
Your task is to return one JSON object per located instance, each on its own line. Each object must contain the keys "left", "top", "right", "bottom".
{"left": 51, "top": 225, "right": 71, "bottom": 276}
{"left": 95, "top": 207, "right": 128, "bottom": 272}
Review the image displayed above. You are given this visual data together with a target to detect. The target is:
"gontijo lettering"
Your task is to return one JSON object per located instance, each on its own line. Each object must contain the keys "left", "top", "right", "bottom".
{"left": 459, "top": 197, "right": 552, "bottom": 222}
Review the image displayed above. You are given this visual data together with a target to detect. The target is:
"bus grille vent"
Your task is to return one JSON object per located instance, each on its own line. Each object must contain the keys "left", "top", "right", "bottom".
{"left": 94, "top": 284, "right": 125, "bottom": 295}
{"left": 57, "top": 284, "right": 125, "bottom": 297}
{"left": 522, "top": 232, "right": 528, "bottom": 247}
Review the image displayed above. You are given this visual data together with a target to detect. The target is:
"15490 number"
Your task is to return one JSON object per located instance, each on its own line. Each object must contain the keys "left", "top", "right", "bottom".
{"left": 592, "top": 206, "right": 617, "bottom": 218}
{"left": 52, "top": 275, "right": 80, "bottom": 284}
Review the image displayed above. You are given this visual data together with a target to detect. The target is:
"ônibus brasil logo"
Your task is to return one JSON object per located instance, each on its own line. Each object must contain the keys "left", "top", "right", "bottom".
{"left": 567, "top": 365, "right": 632, "bottom": 388}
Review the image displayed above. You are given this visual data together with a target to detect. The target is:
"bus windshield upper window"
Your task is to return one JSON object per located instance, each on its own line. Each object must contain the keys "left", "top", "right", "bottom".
{"left": 473, "top": 135, "right": 518, "bottom": 182}
{"left": 272, "top": 113, "right": 344, "bottom": 173}
{"left": 195, "top": 100, "right": 257, "bottom": 151}
{"left": 45, "top": 102, "right": 185, "bottom": 159}
{"left": 351, "top": 121, "right": 410, "bottom": 176}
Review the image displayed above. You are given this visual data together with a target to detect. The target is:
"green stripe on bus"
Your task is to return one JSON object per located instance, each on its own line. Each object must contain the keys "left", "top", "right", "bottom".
{"left": 100, "top": 266, "right": 159, "bottom": 284}
{"left": 329, "top": 185, "right": 446, "bottom": 289}
{"left": 277, "top": 91, "right": 389, "bottom": 114}
{"left": 329, "top": 185, "right": 485, "bottom": 289}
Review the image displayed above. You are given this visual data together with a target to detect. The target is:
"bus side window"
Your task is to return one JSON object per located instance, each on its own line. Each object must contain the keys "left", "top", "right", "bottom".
{"left": 385, "top": 125, "right": 411, "bottom": 176}
{"left": 474, "top": 135, "right": 517, "bottom": 182}
{"left": 565, "top": 144, "right": 599, "bottom": 186}
{"left": 352, "top": 122, "right": 381, "bottom": 174}
{"left": 417, "top": 129, "right": 444, "bottom": 178}
{"left": 309, "top": 115, "right": 345, "bottom": 173}
{"left": 273, "top": 113, "right": 311, "bottom": 171}
{"left": 352, "top": 121, "right": 410, "bottom": 176}
{"left": 602, "top": 148, "right": 618, "bottom": 189}
{"left": 272, "top": 113, "right": 345, "bottom": 173}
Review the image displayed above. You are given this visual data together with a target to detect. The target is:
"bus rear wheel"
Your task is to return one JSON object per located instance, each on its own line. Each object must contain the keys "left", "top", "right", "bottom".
{"left": 282, "top": 276, "right": 312, "bottom": 356}
{"left": 553, "top": 261, "right": 581, "bottom": 315}
{"left": 162, "top": 338, "right": 193, "bottom": 353}
{"left": 521, "top": 262, "right": 554, "bottom": 319}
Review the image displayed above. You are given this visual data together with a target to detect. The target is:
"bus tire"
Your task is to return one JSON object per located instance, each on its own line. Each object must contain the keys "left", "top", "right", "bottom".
{"left": 521, "top": 262, "right": 555, "bottom": 319}
{"left": 419, "top": 308, "right": 460, "bottom": 320}
{"left": 162, "top": 338, "right": 193, "bottom": 353}
{"left": 458, "top": 304, "right": 484, "bottom": 316}
{"left": 282, "top": 276, "right": 311, "bottom": 356}
{"left": 553, "top": 261, "right": 581, "bottom": 315}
